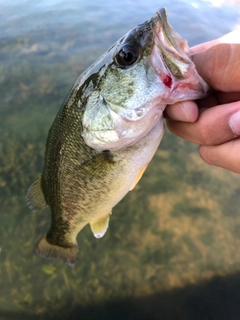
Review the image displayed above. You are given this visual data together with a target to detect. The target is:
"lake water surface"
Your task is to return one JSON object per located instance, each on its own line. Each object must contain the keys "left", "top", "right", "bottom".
{"left": 1, "top": 1, "right": 240, "bottom": 319}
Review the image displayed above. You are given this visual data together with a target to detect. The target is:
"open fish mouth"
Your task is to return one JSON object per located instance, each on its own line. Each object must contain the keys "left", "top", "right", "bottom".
{"left": 150, "top": 8, "right": 208, "bottom": 100}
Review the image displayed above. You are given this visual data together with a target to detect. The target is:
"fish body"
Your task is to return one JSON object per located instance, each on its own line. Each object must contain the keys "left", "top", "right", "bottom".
{"left": 27, "top": 8, "right": 208, "bottom": 265}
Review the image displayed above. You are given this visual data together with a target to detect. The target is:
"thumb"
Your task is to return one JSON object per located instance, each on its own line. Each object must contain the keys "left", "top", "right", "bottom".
{"left": 192, "top": 43, "right": 240, "bottom": 92}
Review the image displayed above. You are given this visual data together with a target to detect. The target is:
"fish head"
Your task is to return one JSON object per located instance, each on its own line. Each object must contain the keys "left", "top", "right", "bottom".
{"left": 81, "top": 8, "right": 208, "bottom": 151}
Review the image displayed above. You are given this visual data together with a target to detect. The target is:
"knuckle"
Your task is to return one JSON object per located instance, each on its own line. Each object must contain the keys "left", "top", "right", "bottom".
{"left": 198, "top": 122, "right": 214, "bottom": 145}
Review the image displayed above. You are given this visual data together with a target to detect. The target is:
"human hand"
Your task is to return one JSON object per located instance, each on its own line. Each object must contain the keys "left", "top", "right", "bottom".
{"left": 165, "top": 29, "right": 240, "bottom": 173}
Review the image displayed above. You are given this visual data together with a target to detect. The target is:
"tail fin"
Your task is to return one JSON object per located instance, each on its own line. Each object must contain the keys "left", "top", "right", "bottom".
{"left": 36, "top": 234, "right": 78, "bottom": 266}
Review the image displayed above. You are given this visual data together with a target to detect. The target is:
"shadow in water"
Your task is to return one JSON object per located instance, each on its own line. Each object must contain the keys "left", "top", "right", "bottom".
{"left": 1, "top": 271, "right": 240, "bottom": 320}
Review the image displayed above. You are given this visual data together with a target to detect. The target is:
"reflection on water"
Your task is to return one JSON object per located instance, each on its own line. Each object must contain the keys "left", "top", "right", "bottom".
{"left": 1, "top": 0, "right": 240, "bottom": 319}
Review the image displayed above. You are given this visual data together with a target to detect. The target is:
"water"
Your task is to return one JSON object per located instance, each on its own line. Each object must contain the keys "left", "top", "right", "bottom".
{"left": 1, "top": 0, "right": 240, "bottom": 319}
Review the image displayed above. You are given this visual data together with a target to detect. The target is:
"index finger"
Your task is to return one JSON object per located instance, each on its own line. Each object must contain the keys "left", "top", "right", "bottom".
{"left": 191, "top": 28, "right": 240, "bottom": 53}
{"left": 192, "top": 43, "right": 240, "bottom": 92}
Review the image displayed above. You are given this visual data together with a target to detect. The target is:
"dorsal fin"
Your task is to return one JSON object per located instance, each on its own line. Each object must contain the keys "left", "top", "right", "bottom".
{"left": 90, "top": 211, "right": 111, "bottom": 239}
{"left": 26, "top": 176, "right": 48, "bottom": 212}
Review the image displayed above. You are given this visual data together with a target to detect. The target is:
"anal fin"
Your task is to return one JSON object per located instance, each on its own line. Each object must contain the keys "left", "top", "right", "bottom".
{"left": 26, "top": 176, "right": 48, "bottom": 211}
{"left": 90, "top": 211, "right": 111, "bottom": 239}
{"left": 129, "top": 163, "right": 149, "bottom": 191}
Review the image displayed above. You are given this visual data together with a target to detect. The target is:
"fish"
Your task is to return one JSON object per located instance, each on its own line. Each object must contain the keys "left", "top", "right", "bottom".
{"left": 26, "top": 8, "right": 208, "bottom": 266}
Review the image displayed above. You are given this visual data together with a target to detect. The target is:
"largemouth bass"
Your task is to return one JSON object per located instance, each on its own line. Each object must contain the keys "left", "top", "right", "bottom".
{"left": 27, "top": 8, "right": 208, "bottom": 266}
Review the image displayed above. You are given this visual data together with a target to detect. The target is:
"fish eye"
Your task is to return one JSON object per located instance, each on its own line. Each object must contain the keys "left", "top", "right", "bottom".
{"left": 115, "top": 44, "right": 140, "bottom": 67}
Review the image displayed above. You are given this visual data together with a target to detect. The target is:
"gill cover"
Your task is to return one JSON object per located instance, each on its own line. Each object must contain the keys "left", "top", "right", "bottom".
{"left": 82, "top": 19, "right": 155, "bottom": 151}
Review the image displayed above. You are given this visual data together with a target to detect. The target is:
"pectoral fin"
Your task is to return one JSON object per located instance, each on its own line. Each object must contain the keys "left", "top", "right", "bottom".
{"left": 129, "top": 163, "right": 149, "bottom": 191}
{"left": 90, "top": 212, "right": 111, "bottom": 239}
{"left": 26, "top": 176, "right": 48, "bottom": 212}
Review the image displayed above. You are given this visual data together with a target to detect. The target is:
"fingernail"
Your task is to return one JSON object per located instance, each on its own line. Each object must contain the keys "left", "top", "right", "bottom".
{"left": 229, "top": 110, "right": 240, "bottom": 135}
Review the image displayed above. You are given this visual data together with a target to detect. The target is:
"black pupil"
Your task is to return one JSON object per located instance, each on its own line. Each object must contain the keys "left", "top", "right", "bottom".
{"left": 116, "top": 45, "right": 139, "bottom": 66}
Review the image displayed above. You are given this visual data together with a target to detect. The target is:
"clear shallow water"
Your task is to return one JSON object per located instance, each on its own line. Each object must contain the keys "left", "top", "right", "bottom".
{"left": 1, "top": 1, "right": 240, "bottom": 319}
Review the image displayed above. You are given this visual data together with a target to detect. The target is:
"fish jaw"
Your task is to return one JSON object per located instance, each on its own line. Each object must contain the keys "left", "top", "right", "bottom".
{"left": 150, "top": 7, "right": 209, "bottom": 103}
